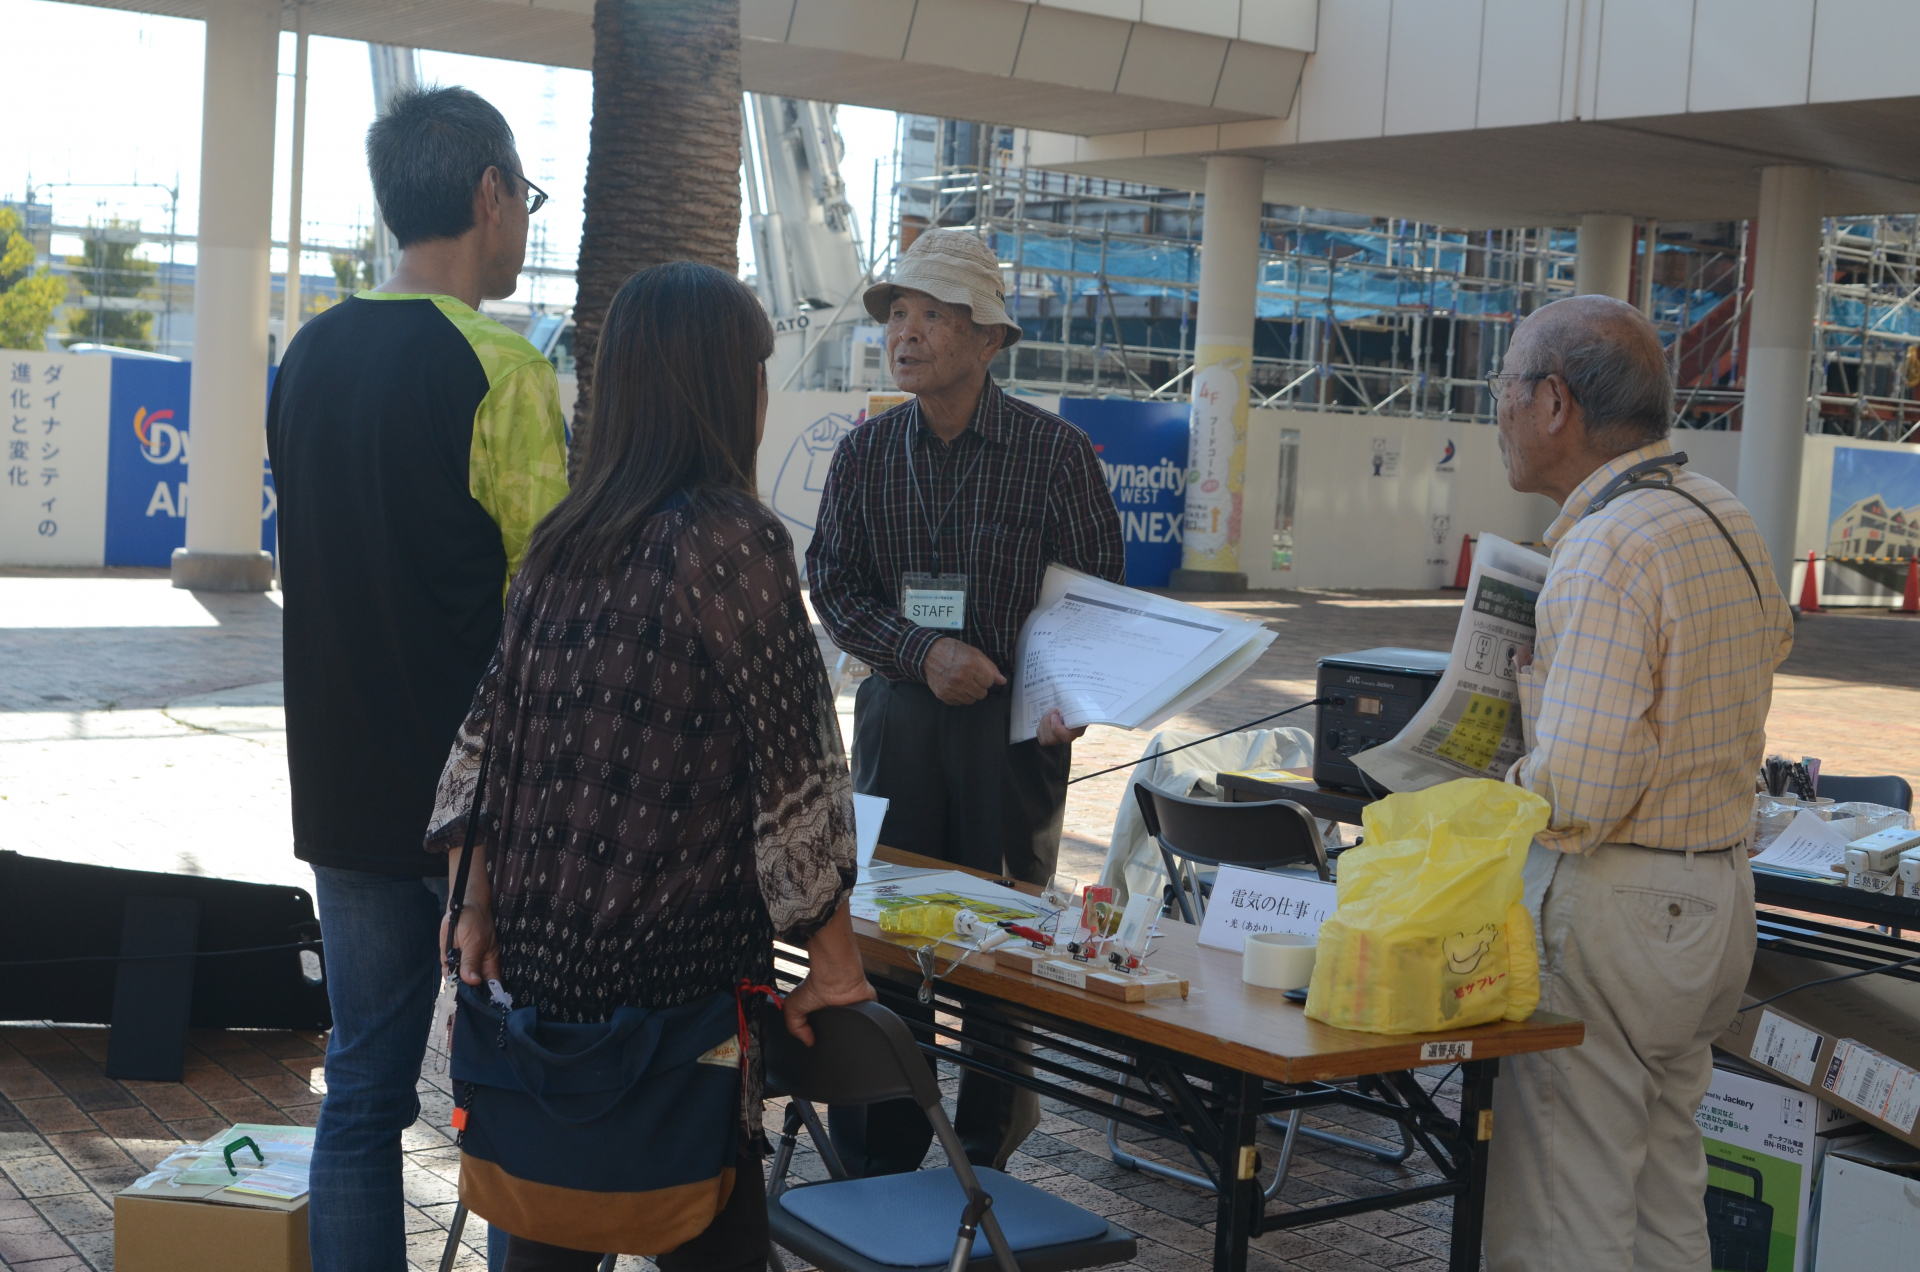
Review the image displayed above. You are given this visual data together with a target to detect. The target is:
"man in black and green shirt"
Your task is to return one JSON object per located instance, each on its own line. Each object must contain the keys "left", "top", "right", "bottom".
{"left": 266, "top": 87, "right": 566, "bottom": 1271}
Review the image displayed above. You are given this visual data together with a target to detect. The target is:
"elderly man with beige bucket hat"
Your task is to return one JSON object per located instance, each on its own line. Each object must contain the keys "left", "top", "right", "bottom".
{"left": 807, "top": 229, "right": 1124, "bottom": 1174}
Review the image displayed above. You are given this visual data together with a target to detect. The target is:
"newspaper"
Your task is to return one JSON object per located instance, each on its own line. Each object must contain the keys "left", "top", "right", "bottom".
{"left": 1353, "top": 534, "right": 1550, "bottom": 792}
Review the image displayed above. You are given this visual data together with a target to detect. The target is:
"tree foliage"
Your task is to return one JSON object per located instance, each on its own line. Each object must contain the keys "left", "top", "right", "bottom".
{"left": 63, "top": 221, "right": 158, "bottom": 350}
{"left": 0, "top": 207, "right": 67, "bottom": 351}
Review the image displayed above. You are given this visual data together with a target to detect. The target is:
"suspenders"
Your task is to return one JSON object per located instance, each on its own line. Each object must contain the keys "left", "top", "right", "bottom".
{"left": 1581, "top": 451, "right": 1764, "bottom": 604}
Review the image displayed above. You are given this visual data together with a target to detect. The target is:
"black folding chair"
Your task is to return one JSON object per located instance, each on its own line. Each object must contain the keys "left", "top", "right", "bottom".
{"left": 1817, "top": 773, "right": 1913, "bottom": 812}
{"left": 765, "top": 1002, "right": 1136, "bottom": 1272}
{"left": 1109, "top": 780, "right": 1412, "bottom": 1200}
{"left": 1133, "top": 781, "right": 1330, "bottom": 924}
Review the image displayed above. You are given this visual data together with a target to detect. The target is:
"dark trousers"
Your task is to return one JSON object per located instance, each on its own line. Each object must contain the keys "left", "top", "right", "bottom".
{"left": 849, "top": 676, "right": 1069, "bottom": 886}
{"left": 501, "top": 1144, "right": 767, "bottom": 1271}
{"left": 831, "top": 676, "right": 1061, "bottom": 1174}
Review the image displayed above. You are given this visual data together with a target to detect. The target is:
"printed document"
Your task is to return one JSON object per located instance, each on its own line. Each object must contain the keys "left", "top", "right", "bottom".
{"left": 1353, "top": 535, "right": 1550, "bottom": 792}
{"left": 1750, "top": 809, "right": 1850, "bottom": 878}
{"left": 1009, "top": 565, "right": 1275, "bottom": 742}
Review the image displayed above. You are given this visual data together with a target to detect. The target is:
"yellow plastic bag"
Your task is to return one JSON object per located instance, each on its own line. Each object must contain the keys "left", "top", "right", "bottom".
{"left": 1305, "top": 779, "right": 1550, "bottom": 1035}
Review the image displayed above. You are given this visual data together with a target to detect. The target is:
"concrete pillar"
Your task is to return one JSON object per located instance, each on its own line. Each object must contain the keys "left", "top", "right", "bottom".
{"left": 1574, "top": 213, "right": 1634, "bottom": 300}
{"left": 174, "top": 0, "right": 278, "bottom": 592}
{"left": 1737, "top": 166, "right": 1824, "bottom": 592}
{"left": 1173, "top": 154, "right": 1264, "bottom": 592}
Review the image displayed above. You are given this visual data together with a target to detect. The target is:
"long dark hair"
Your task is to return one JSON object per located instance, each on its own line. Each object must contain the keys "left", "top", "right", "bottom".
{"left": 524, "top": 262, "right": 773, "bottom": 580}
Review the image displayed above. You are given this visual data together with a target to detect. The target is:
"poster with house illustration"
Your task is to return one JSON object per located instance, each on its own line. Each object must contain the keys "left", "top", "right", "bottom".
{"left": 1825, "top": 446, "right": 1920, "bottom": 601}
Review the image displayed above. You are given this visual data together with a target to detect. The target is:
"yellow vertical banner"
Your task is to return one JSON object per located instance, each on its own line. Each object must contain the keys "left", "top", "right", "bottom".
{"left": 1183, "top": 343, "right": 1250, "bottom": 573}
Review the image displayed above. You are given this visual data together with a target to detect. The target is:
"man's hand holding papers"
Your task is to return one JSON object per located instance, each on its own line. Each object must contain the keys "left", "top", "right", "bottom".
{"left": 1009, "top": 566, "right": 1276, "bottom": 743}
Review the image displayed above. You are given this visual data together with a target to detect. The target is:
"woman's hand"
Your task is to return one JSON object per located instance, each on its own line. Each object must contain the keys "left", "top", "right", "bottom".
{"left": 784, "top": 899, "right": 876, "bottom": 1045}
{"left": 440, "top": 847, "right": 502, "bottom": 987}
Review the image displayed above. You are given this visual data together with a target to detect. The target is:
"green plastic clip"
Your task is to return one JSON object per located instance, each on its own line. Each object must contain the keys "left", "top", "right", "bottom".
{"left": 223, "top": 1136, "right": 264, "bottom": 1177}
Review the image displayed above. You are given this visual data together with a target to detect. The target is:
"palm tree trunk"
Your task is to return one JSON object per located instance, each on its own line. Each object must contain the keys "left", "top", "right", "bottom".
{"left": 572, "top": 0, "right": 741, "bottom": 476}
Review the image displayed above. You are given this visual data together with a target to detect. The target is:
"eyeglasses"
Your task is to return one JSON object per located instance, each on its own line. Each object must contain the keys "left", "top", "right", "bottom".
{"left": 1485, "top": 371, "right": 1548, "bottom": 402}
{"left": 483, "top": 165, "right": 549, "bottom": 215}
{"left": 512, "top": 172, "right": 549, "bottom": 216}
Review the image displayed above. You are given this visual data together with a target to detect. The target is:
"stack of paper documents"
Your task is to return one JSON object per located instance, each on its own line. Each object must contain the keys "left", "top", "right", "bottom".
{"left": 1009, "top": 565, "right": 1275, "bottom": 743}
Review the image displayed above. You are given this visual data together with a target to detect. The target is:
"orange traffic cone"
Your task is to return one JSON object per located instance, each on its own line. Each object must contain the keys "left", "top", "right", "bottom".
{"left": 1797, "top": 551, "right": 1822, "bottom": 614}
{"left": 1448, "top": 535, "right": 1474, "bottom": 590}
{"left": 1901, "top": 557, "right": 1919, "bottom": 615}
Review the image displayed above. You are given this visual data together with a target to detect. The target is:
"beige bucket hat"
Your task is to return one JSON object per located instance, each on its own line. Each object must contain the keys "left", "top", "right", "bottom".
{"left": 863, "top": 229, "right": 1022, "bottom": 347}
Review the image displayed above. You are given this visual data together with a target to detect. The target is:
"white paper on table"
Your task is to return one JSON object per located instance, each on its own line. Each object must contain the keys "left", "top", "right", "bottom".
{"left": 1195, "top": 864, "right": 1338, "bottom": 953}
{"left": 1354, "top": 535, "right": 1550, "bottom": 793}
{"left": 1009, "top": 565, "right": 1274, "bottom": 742}
{"left": 1751, "top": 809, "right": 1851, "bottom": 877}
{"left": 852, "top": 793, "right": 889, "bottom": 870}
{"left": 848, "top": 870, "right": 1047, "bottom": 924}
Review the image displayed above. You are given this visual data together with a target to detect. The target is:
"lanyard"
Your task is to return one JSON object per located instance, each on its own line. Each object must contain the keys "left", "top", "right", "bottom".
{"left": 903, "top": 399, "right": 988, "bottom": 574}
{"left": 1581, "top": 450, "right": 1763, "bottom": 603}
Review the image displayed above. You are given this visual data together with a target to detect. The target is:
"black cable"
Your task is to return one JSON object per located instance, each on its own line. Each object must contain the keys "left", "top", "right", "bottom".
{"left": 1065, "top": 698, "right": 1329, "bottom": 785}
{"left": 0, "top": 941, "right": 320, "bottom": 968}
{"left": 1735, "top": 952, "right": 1920, "bottom": 1013}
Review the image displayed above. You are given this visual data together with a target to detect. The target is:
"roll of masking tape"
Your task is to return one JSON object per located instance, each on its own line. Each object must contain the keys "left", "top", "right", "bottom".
{"left": 1242, "top": 932, "right": 1317, "bottom": 991}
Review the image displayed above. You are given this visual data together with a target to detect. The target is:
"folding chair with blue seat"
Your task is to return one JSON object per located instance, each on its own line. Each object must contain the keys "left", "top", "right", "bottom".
{"left": 1105, "top": 782, "right": 1414, "bottom": 1201}
{"left": 763, "top": 1001, "right": 1136, "bottom": 1272}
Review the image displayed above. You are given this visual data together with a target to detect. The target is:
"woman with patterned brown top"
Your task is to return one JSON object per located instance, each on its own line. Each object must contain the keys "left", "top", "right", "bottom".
{"left": 426, "top": 260, "right": 875, "bottom": 1272}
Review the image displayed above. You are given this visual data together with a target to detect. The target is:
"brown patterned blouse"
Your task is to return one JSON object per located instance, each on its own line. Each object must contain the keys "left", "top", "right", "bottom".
{"left": 426, "top": 496, "right": 857, "bottom": 1039}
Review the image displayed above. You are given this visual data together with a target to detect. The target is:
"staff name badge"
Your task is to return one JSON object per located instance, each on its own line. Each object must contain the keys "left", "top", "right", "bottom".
{"left": 903, "top": 572, "right": 966, "bottom": 631}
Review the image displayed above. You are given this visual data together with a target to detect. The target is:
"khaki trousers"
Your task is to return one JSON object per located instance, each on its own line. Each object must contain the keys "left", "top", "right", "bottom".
{"left": 1484, "top": 844, "right": 1755, "bottom": 1272}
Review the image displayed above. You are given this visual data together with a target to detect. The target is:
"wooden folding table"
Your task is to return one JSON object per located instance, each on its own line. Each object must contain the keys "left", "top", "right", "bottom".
{"left": 796, "top": 847, "right": 1584, "bottom": 1272}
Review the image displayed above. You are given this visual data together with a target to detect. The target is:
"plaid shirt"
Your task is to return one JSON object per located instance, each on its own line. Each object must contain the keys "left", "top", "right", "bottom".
{"left": 807, "top": 378, "right": 1124, "bottom": 682}
{"left": 1515, "top": 439, "right": 1794, "bottom": 854}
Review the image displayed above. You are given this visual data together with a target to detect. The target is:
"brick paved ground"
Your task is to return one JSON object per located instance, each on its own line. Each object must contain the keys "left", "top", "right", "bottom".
{"left": 2, "top": 568, "right": 1915, "bottom": 1270}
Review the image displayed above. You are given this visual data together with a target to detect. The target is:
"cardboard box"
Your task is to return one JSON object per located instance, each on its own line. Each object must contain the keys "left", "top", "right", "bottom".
{"left": 1808, "top": 1135, "right": 1920, "bottom": 1269}
{"left": 1715, "top": 950, "right": 1920, "bottom": 1152}
{"left": 115, "top": 1123, "right": 313, "bottom": 1272}
{"left": 1695, "top": 1063, "right": 1860, "bottom": 1272}
{"left": 115, "top": 1180, "right": 309, "bottom": 1272}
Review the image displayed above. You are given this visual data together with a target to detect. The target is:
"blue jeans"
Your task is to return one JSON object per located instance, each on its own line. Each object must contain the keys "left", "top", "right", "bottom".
{"left": 310, "top": 866, "right": 505, "bottom": 1272}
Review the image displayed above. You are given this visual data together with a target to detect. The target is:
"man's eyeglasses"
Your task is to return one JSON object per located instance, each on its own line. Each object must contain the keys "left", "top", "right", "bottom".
{"left": 1485, "top": 371, "right": 1548, "bottom": 402}
{"left": 511, "top": 172, "right": 549, "bottom": 216}
{"left": 484, "top": 165, "right": 549, "bottom": 215}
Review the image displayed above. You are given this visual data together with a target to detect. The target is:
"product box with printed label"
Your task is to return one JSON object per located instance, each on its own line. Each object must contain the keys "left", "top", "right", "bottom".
{"left": 1809, "top": 1134, "right": 1920, "bottom": 1268}
{"left": 1714, "top": 950, "right": 1920, "bottom": 1152}
{"left": 115, "top": 1124, "right": 313, "bottom": 1272}
{"left": 1694, "top": 1063, "right": 1859, "bottom": 1272}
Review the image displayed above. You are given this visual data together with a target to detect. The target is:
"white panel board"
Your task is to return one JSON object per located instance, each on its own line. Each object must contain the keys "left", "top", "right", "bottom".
{"left": 1476, "top": 0, "right": 1568, "bottom": 128}
{"left": 1143, "top": 0, "right": 1237, "bottom": 40}
{"left": 1214, "top": 42, "right": 1307, "bottom": 117}
{"left": 1808, "top": 0, "right": 1920, "bottom": 103}
{"left": 1115, "top": 24, "right": 1231, "bottom": 109}
{"left": 1294, "top": 0, "right": 1392, "bottom": 143}
{"left": 1592, "top": 0, "right": 1694, "bottom": 120}
{"left": 1242, "top": 411, "right": 1555, "bottom": 591}
{"left": 758, "top": 389, "right": 872, "bottom": 569}
{"left": 1013, "top": 6, "right": 1131, "bottom": 92}
{"left": 1688, "top": 0, "right": 1814, "bottom": 112}
{"left": 1382, "top": 0, "right": 1484, "bottom": 137}
{"left": 0, "top": 354, "right": 110, "bottom": 567}
{"left": 786, "top": 0, "right": 916, "bottom": 59}
{"left": 904, "top": 0, "right": 1030, "bottom": 76}
{"left": 1239, "top": 0, "right": 1320, "bottom": 51}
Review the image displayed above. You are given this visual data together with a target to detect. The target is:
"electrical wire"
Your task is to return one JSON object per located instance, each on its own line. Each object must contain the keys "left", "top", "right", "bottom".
{"left": 1736, "top": 951, "right": 1920, "bottom": 1013}
{"left": 0, "top": 941, "right": 319, "bottom": 968}
{"left": 1065, "top": 698, "right": 1329, "bottom": 785}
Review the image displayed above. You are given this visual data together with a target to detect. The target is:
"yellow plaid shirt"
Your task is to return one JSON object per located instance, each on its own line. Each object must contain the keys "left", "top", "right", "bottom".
{"left": 1514, "top": 439, "right": 1794, "bottom": 854}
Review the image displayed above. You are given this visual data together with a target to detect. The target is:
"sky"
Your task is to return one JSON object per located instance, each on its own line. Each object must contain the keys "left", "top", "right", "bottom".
{"left": 0, "top": 0, "right": 901, "bottom": 313}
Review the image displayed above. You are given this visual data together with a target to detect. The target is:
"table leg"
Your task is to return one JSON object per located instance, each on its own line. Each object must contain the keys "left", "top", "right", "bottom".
{"left": 1211, "top": 1071, "right": 1262, "bottom": 1272}
{"left": 1447, "top": 1058, "right": 1499, "bottom": 1272}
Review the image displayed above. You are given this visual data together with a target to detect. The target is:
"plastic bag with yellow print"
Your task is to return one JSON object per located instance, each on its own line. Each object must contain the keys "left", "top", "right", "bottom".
{"left": 1305, "top": 779, "right": 1550, "bottom": 1035}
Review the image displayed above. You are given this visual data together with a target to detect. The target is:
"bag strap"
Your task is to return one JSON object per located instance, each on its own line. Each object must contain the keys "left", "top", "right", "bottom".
{"left": 1582, "top": 451, "right": 1764, "bottom": 605}
{"left": 444, "top": 741, "right": 495, "bottom": 981}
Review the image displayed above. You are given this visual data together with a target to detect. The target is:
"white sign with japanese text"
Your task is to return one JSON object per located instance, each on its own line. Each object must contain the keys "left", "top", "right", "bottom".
{"left": 1196, "top": 864, "right": 1338, "bottom": 954}
{"left": 2, "top": 354, "right": 110, "bottom": 566}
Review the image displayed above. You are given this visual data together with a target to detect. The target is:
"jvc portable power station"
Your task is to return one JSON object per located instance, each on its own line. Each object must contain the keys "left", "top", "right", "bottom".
{"left": 1312, "top": 648, "right": 1450, "bottom": 793}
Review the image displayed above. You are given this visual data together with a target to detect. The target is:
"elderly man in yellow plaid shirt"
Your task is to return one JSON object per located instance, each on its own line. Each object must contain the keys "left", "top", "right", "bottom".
{"left": 1481, "top": 296, "right": 1795, "bottom": 1271}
